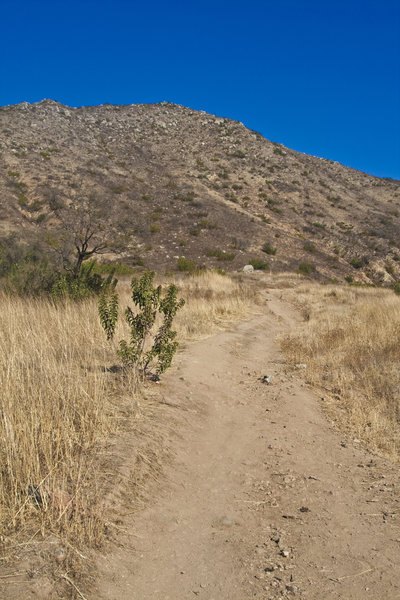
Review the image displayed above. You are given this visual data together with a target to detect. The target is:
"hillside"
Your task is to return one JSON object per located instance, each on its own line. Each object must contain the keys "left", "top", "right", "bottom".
{"left": 1, "top": 99, "right": 399, "bottom": 283}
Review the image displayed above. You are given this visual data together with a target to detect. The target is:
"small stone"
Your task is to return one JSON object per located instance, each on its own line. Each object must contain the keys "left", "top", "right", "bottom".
{"left": 286, "top": 584, "right": 297, "bottom": 593}
{"left": 213, "top": 515, "right": 236, "bottom": 528}
{"left": 280, "top": 549, "right": 290, "bottom": 557}
{"left": 294, "top": 363, "right": 307, "bottom": 369}
{"left": 54, "top": 548, "right": 66, "bottom": 564}
{"left": 243, "top": 264, "right": 254, "bottom": 273}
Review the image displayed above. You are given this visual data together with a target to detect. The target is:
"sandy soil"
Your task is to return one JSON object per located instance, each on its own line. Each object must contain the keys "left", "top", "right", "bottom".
{"left": 94, "top": 290, "right": 400, "bottom": 599}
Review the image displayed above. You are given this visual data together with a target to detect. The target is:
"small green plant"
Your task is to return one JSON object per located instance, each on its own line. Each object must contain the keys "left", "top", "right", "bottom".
{"left": 303, "top": 243, "right": 316, "bottom": 253}
{"left": 298, "top": 262, "right": 315, "bottom": 276}
{"left": 385, "top": 264, "right": 395, "bottom": 275}
{"left": 98, "top": 293, "right": 119, "bottom": 340}
{"left": 94, "top": 262, "right": 137, "bottom": 275}
{"left": 198, "top": 219, "right": 217, "bottom": 229}
{"left": 206, "top": 249, "right": 235, "bottom": 261}
{"left": 249, "top": 259, "right": 269, "bottom": 270}
{"left": 262, "top": 243, "right": 277, "bottom": 255}
{"left": 52, "top": 260, "right": 117, "bottom": 300}
{"left": 98, "top": 271, "right": 184, "bottom": 379}
{"left": 393, "top": 282, "right": 400, "bottom": 295}
{"left": 177, "top": 257, "right": 198, "bottom": 273}
{"left": 350, "top": 258, "right": 363, "bottom": 269}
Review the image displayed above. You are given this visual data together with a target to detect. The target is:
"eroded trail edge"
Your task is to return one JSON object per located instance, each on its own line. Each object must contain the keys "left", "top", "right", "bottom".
{"left": 95, "top": 291, "right": 399, "bottom": 600}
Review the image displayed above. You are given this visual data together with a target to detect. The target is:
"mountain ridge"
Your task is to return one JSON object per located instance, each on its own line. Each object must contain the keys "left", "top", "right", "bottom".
{"left": 1, "top": 100, "right": 399, "bottom": 283}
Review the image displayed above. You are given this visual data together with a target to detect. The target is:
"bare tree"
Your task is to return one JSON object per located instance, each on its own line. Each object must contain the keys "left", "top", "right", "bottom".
{"left": 49, "top": 193, "right": 115, "bottom": 278}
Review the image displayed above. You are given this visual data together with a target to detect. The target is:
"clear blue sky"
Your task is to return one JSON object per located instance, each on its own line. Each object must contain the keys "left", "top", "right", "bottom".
{"left": 1, "top": 0, "right": 399, "bottom": 179}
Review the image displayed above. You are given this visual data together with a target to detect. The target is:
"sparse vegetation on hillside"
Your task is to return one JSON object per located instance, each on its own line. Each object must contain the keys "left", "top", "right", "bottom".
{"left": 1, "top": 100, "right": 399, "bottom": 282}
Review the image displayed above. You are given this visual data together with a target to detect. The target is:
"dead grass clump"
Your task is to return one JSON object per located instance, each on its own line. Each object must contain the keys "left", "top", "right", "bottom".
{"left": 281, "top": 284, "right": 400, "bottom": 460}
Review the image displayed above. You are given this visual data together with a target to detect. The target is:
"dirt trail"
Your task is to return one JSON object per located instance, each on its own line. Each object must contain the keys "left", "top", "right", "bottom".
{"left": 95, "top": 290, "right": 400, "bottom": 599}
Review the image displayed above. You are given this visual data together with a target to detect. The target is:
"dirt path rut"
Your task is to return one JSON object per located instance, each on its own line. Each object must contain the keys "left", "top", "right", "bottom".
{"left": 96, "top": 291, "right": 399, "bottom": 599}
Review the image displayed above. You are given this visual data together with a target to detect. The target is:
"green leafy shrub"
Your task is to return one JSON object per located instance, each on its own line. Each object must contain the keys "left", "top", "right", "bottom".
{"left": 298, "top": 262, "right": 315, "bottom": 276}
{"left": 249, "top": 259, "right": 269, "bottom": 270}
{"left": 98, "top": 293, "right": 119, "bottom": 340}
{"left": 94, "top": 262, "right": 137, "bottom": 275}
{"left": 393, "top": 282, "right": 400, "bottom": 295}
{"left": 177, "top": 257, "right": 198, "bottom": 273}
{"left": 51, "top": 260, "right": 118, "bottom": 300}
{"left": 99, "top": 271, "right": 184, "bottom": 379}
{"left": 262, "top": 243, "right": 277, "bottom": 255}
{"left": 206, "top": 249, "right": 235, "bottom": 261}
{"left": 199, "top": 219, "right": 218, "bottom": 229}
{"left": 303, "top": 243, "right": 316, "bottom": 253}
{"left": 0, "top": 240, "right": 58, "bottom": 295}
{"left": 350, "top": 258, "right": 363, "bottom": 269}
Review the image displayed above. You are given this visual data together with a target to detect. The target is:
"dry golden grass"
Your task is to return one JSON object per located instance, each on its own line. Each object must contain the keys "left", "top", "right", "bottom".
{"left": 0, "top": 294, "right": 117, "bottom": 551}
{"left": 0, "top": 271, "right": 258, "bottom": 555}
{"left": 281, "top": 284, "right": 400, "bottom": 460}
{"left": 164, "top": 271, "right": 260, "bottom": 339}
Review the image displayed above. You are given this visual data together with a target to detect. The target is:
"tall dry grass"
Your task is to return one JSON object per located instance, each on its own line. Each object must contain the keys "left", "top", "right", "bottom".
{"left": 281, "top": 284, "right": 400, "bottom": 460}
{"left": 0, "top": 271, "right": 258, "bottom": 552}
{"left": 165, "top": 271, "right": 260, "bottom": 339}
{"left": 0, "top": 294, "right": 118, "bottom": 549}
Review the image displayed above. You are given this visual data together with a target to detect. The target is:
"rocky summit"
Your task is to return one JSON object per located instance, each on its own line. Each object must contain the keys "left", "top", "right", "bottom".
{"left": 1, "top": 99, "right": 399, "bottom": 282}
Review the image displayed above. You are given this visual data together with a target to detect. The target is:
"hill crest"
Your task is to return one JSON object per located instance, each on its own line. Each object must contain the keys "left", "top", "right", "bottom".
{"left": 1, "top": 100, "right": 399, "bottom": 283}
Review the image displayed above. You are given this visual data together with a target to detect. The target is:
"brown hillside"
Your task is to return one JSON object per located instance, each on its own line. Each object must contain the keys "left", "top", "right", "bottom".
{"left": 1, "top": 99, "right": 399, "bottom": 282}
